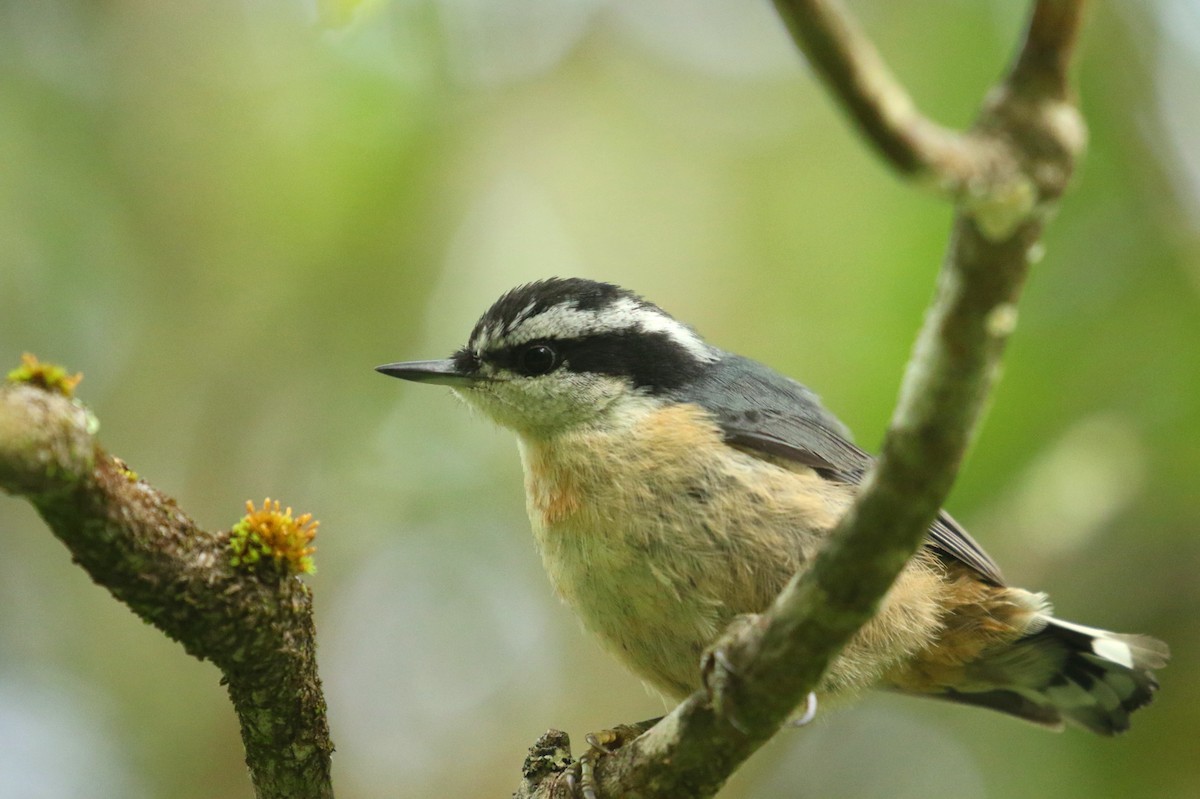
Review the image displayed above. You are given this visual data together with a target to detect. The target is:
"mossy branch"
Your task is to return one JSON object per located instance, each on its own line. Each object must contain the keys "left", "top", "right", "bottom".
{"left": 0, "top": 377, "right": 333, "bottom": 799}
{"left": 513, "top": 2, "right": 1089, "bottom": 797}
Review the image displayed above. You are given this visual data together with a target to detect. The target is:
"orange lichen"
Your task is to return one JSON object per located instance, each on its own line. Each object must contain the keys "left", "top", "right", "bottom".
{"left": 6, "top": 353, "right": 82, "bottom": 397}
{"left": 229, "top": 498, "right": 318, "bottom": 576}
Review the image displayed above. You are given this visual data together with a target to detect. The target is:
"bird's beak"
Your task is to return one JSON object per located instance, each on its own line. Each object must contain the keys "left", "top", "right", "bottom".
{"left": 375, "top": 359, "right": 477, "bottom": 387}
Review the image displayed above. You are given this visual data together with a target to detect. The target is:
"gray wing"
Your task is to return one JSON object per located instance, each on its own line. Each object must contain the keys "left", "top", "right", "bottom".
{"left": 672, "top": 354, "right": 1006, "bottom": 586}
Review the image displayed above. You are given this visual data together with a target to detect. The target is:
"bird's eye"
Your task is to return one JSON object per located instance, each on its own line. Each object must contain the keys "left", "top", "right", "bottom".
{"left": 517, "top": 343, "right": 559, "bottom": 376}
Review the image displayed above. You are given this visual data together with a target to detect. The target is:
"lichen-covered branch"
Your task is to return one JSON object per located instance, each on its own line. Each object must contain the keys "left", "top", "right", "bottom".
{"left": 514, "top": 2, "right": 1089, "bottom": 797}
{"left": 0, "top": 379, "right": 333, "bottom": 799}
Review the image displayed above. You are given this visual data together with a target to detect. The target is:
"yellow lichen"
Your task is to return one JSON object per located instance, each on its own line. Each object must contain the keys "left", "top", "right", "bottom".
{"left": 112, "top": 457, "right": 139, "bottom": 483}
{"left": 6, "top": 353, "right": 83, "bottom": 397}
{"left": 229, "top": 498, "right": 318, "bottom": 576}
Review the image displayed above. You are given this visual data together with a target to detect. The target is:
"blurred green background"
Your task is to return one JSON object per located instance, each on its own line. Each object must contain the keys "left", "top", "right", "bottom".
{"left": 2, "top": 1, "right": 1197, "bottom": 797}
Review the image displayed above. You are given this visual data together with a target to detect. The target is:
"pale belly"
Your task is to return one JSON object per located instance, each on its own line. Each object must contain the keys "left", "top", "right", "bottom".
{"left": 516, "top": 408, "right": 836, "bottom": 699}
{"left": 515, "top": 404, "right": 953, "bottom": 702}
{"left": 531, "top": 510, "right": 731, "bottom": 699}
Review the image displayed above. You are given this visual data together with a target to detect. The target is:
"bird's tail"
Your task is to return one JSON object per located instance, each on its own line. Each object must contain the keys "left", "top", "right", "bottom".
{"left": 939, "top": 616, "right": 1170, "bottom": 735}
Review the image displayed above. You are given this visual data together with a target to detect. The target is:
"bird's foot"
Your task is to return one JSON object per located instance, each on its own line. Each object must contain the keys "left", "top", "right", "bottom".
{"left": 560, "top": 718, "right": 659, "bottom": 799}
{"left": 701, "top": 613, "right": 766, "bottom": 733}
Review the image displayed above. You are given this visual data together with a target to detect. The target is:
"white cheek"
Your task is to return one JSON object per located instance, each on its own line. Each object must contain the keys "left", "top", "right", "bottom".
{"left": 457, "top": 374, "right": 629, "bottom": 436}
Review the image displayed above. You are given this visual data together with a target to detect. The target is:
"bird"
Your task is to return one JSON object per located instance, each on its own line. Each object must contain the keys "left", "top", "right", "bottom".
{"left": 377, "top": 277, "right": 1168, "bottom": 736}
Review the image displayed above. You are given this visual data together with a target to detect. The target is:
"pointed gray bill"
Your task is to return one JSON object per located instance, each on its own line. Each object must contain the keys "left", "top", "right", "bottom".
{"left": 375, "top": 359, "right": 476, "bottom": 387}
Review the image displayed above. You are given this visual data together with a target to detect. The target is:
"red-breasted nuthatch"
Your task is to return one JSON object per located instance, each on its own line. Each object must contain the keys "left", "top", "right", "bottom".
{"left": 378, "top": 277, "right": 1167, "bottom": 734}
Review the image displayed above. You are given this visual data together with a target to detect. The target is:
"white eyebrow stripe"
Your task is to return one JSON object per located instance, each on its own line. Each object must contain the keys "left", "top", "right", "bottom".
{"left": 490, "top": 297, "right": 718, "bottom": 363}
{"left": 623, "top": 302, "right": 718, "bottom": 362}
{"left": 511, "top": 300, "right": 538, "bottom": 328}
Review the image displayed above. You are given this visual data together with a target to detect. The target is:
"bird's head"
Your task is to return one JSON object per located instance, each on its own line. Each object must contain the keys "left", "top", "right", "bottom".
{"left": 377, "top": 278, "right": 719, "bottom": 439}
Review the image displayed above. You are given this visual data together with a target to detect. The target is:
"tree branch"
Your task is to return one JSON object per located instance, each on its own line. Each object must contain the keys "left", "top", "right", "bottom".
{"left": 514, "top": 1, "right": 1089, "bottom": 796}
{"left": 771, "top": 0, "right": 985, "bottom": 193}
{"left": 0, "top": 380, "right": 333, "bottom": 799}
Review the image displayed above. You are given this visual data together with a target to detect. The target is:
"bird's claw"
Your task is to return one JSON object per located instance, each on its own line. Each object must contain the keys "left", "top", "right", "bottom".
{"left": 788, "top": 691, "right": 819, "bottom": 727}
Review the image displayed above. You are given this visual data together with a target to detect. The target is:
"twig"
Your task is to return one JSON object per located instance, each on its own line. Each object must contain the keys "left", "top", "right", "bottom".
{"left": 0, "top": 382, "right": 333, "bottom": 799}
{"left": 514, "top": 1, "right": 1089, "bottom": 797}
{"left": 771, "top": 0, "right": 984, "bottom": 192}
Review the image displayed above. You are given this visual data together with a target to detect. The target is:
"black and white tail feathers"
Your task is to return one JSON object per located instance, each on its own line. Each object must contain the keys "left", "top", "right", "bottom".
{"left": 942, "top": 616, "right": 1169, "bottom": 735}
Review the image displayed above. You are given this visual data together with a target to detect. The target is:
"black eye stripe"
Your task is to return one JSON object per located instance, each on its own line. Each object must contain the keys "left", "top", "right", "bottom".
{"left": 481, "top": 345, "right": 521, "bottom": 372}
{"left": 451, "top": 348, "right": 481, "bottom": 374}
{"left": 482, "top": 331, "right": 704, "bottom": 394}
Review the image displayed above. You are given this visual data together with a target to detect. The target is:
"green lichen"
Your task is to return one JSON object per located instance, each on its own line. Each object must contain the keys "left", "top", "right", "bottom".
{"left": 229, "top": 498, "right": 318, "bottom": 576}
{"left": 7, "top": 353, "right": 82, "bottom": 397}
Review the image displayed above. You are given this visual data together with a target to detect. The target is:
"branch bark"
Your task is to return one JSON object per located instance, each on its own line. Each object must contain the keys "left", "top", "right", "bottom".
{"left": 514, "top": 2, "right": 1089, "bottom": 797}
{"left": 0, "top": 382, "right": 333, "bottom": 799}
